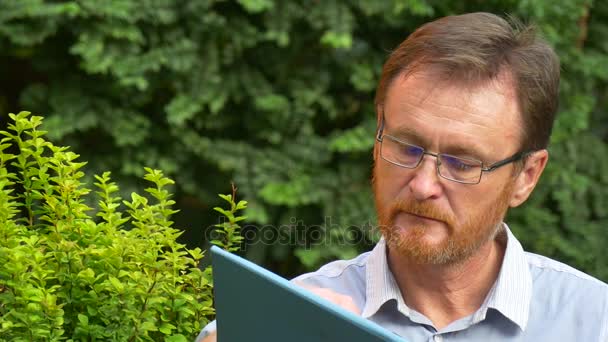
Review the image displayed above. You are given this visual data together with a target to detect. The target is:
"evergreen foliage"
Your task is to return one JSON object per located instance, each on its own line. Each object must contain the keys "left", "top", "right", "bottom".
{"left": 0, "top": 1, "right": 606, "bottom": 280}
{"left": 0, "top": 111, "right": 247, "bottom": 341}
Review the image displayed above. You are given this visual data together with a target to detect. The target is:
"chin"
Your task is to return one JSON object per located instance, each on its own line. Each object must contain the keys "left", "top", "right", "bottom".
{"left": 387, "top": 224, "right": 444, "bottom": 249}
{"left": 395, "top": 221, "right": 449, "bottom": 242}
{"left": 385, "top": 226, "right": 469, "bottom": 264}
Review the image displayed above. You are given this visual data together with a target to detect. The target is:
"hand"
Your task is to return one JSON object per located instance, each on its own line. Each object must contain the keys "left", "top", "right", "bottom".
{"left": 198, "top": 330, "right": 216, "bottom": 342}
{"left": 295, "top": 282, "right": 361, "bottom": 315}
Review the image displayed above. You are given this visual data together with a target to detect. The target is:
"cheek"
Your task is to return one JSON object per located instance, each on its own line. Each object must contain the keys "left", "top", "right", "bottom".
{"left": 450, "top": 185, "right": 503, "bottom": 221}
{"left": 448, "top": 194, "right": 470, "bottom": 222}
{"left": 374, "top": 163, "right": 412, "bottom": 201}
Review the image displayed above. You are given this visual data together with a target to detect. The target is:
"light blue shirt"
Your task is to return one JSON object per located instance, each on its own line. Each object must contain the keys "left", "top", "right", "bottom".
{"left": 198, "top": 224, "right": 608, "bottom": 341}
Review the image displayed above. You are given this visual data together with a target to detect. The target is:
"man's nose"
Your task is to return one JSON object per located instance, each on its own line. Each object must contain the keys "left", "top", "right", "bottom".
{"left": 407, "top": 155, "right": 443, "bottom": 201}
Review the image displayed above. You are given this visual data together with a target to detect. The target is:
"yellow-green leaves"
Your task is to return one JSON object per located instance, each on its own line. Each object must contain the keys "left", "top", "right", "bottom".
{"left": 0, "top": 112, "right": 216, "bottom": 340}
{"left": 212, "top": 188, "right": 248, "bottom": 252}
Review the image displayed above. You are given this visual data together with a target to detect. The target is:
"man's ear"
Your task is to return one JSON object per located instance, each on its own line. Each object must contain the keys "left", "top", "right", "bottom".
{"left": 509, "top": 149, "right": 549, "bottom": 207}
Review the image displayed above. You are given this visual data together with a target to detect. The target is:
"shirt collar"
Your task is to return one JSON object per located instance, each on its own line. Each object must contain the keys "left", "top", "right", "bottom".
{"left": 362, "top": 237, "right": 409, "bottom": 319}
{"left": 361, "top": 223, "right": 532, "bottom": 331}
{"left": 482, "top": 224, "right": 532, "bottom": 330}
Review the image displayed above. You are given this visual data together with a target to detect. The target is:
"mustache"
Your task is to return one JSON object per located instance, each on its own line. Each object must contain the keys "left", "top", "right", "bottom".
{"left": 389, "top": 199, "right": 454, "bottom": 226}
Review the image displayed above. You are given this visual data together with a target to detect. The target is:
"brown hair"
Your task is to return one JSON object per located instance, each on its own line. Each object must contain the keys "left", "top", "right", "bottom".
{"left": 375, "top": 12, "right": 560, "bottom": 151}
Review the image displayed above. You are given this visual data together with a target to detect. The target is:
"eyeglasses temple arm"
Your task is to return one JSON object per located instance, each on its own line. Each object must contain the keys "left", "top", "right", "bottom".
{"left": 376, "top": 113, "right": 385, "bottom": 141}
{"left": 482, "top": 151, "right": 530, "bottom": 172}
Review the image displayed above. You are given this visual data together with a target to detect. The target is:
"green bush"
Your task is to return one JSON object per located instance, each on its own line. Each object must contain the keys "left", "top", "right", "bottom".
{"left": 0, "top": 111, "right": 246, "bottom": 341}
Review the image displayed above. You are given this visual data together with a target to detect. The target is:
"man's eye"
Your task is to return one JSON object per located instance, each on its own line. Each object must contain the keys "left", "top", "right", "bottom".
{"left": 444, "top": 156, "right": 475, "bottom": 171}
{"left": 403, "top": 145, "right": 422, "bottom": 156}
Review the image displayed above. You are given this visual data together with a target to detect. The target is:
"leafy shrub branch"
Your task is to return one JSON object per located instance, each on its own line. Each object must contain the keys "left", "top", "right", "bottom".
{"left": 0, "top": 111, "right": 245, "bottom": 341}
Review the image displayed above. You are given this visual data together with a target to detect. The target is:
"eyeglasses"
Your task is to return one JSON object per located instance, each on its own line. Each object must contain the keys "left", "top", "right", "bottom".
{"left": 376, "top": 134, "right": 529, "bottom": 184}
{"left": 375, "top": 114, "right": 532, "bottom": 184}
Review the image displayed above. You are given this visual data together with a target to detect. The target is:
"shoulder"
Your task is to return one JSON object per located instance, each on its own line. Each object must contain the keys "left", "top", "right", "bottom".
{"left": 526, "top": 252, "right": 608, "bottom": 322}
{"left": 524, "top": 252, "right": 608, "bottom": 340}
{"left": 525, "top": 251, "right": 607, "bottom": 289}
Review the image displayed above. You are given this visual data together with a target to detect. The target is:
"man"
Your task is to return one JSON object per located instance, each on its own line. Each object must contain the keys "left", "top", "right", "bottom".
{"left": 199, "top": 12, "right": 608, "bottom": 341}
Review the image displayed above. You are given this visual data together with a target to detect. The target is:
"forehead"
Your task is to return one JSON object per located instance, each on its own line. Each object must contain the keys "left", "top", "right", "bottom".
{"left": 383, "top": 71, "right": 523, "bottom": 159}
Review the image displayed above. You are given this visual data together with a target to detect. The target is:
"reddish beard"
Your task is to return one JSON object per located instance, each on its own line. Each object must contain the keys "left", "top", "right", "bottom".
{"left": 373, "top": 168, "right": 513, "bottom": 265}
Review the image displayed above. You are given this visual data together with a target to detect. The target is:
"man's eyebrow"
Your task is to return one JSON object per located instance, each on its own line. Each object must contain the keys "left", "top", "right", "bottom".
{"left": 442, "top": 145, "right": 486, "bottom": 161}
{"left": 387, "top": 125, "right": 427, "bottom": 146}
{"left": 387, "top": 125, "right": 489, "bottom": 161}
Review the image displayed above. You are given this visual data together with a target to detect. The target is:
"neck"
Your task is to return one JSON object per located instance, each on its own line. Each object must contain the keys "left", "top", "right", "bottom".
{"left": 387, "top": 235, "right": 506, "bottom": 330}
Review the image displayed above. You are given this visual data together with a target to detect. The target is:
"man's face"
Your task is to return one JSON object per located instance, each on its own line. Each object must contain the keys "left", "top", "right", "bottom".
{"left": 372, "top": 71, "right": 523, "bottom": 265}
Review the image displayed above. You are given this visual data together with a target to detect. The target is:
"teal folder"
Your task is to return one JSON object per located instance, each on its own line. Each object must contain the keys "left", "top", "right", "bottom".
{"left": 211, "top": 246, "right": 404, "bottom": 341}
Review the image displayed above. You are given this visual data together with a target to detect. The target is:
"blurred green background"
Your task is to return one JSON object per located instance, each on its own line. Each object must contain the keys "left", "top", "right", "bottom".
{"left": 1, "top": 0, "right": 606, "bottom": 281}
